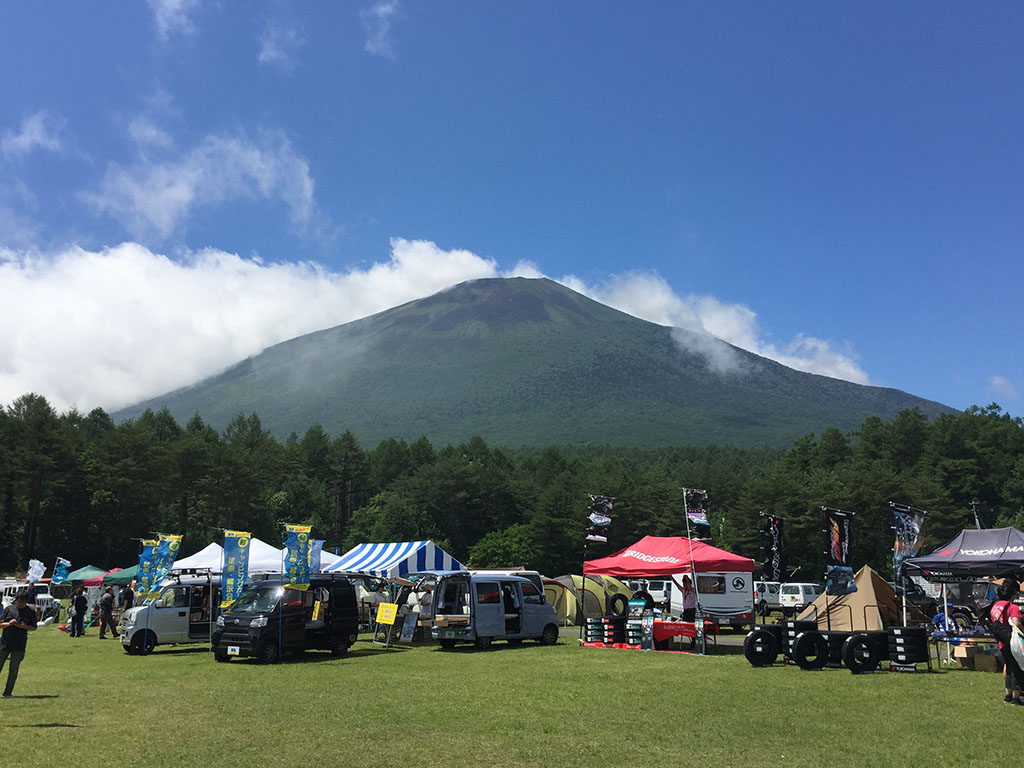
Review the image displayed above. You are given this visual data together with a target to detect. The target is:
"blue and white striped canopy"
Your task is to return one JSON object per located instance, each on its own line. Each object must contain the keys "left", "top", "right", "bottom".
{"left": 323, "top": 541, "right": 464, "bottom": 577}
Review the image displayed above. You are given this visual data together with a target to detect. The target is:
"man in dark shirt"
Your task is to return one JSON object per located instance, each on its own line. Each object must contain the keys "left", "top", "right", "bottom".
{"left": 98, "top": 587, "right": 117, "bottom": 639}
{"left": 121, "top": 585, "right": 135, "bottom": 612}
{"left": 0, "top": 591, "right": 38, "bottom": 698}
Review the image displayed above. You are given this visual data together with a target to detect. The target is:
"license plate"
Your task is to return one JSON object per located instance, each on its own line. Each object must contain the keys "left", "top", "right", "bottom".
{"left": 227, "top": 645, "right": 240, "bottom": 656}
{"left": 443, "top": 630, "right": 455, "bottom": 638}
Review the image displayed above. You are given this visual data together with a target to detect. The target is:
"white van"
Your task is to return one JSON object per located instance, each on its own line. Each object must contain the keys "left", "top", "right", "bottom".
{"left": 120, "top": 577, "right": 219, "bottom": 655}
{"left": 662, "top": 572, "right": 754, "bottom": 632}
{"left": 2, "top": 582, "right": 56, "bottom": 614}
{"left": 779, "top": 582, "right": 823, "bottom": 616}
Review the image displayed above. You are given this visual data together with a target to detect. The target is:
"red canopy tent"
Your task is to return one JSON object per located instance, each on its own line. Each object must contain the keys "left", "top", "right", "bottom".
{"left": 83, "top": 567, "right": 122, "bottom": 587}
{"left": 584, "top": 536, "right": 753, "bottom": 577}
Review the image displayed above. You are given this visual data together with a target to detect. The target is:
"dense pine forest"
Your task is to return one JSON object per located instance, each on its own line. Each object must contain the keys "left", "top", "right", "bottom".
{"left": 1, "top": 393, "right": 1022, "bottom": 580}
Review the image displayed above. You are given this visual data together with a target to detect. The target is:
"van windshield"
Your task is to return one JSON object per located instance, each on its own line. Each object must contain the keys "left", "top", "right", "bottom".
{"left": 230, "top": 586, "right": 283, "bottom": 614}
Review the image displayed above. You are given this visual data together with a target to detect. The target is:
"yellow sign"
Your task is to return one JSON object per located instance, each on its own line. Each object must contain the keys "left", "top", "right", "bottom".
{"left": 376, "top": 602, "right": 399, "bottom": 626}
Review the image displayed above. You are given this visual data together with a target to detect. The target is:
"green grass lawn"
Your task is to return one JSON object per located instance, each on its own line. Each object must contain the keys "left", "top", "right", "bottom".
{"left": 0, "top": 624, "right": 1011, "bottom": 767}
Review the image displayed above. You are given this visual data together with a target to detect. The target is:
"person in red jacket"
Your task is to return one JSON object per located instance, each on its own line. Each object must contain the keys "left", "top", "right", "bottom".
{"left": 990, "top": 582, "right": 1024, "bottom": 705}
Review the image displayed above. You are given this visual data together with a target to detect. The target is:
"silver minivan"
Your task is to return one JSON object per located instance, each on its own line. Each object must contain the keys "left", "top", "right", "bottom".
{"left": 120, "top": 577, "right": 219, "bottom": 654}
{"left": 430, "top": 572, "right": 559, "bottom": 650}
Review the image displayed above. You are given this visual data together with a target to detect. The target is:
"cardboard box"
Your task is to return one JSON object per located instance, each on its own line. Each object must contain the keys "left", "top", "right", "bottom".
{"left": 974, "top": 653, "right": 1002, "bottom": 673}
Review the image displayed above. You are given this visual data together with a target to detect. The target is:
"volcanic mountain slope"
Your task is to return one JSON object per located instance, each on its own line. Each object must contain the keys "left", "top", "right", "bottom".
{"left": 116, "top": 277, "right": 954, "bottom": 447}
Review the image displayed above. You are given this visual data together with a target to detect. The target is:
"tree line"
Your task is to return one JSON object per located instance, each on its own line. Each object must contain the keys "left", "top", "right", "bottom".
{"left": 1, "top": 393, "right": 1022, "bottom": 581}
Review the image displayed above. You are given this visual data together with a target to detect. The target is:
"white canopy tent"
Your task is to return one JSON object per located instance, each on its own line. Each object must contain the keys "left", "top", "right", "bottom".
{"left": 170, "top": 538, "right": 342, "bottom": 574}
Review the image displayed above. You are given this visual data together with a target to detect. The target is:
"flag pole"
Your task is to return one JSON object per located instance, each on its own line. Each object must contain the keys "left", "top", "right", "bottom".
{"left": 682, "top": 488, "right": 705, "bottom": 655}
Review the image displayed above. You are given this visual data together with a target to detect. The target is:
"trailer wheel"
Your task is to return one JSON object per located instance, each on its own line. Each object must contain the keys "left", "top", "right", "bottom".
{"left": 743, "top": 628, "right": 780, "bottom": 667}
{"left": 842, "top": 634, "right": 878, "bottom": 674}
{"left": 128, "top": 631, "right": 156, "bottom": 656}
{"left": 793, "top": 631, "right": 829, "bottom": 670}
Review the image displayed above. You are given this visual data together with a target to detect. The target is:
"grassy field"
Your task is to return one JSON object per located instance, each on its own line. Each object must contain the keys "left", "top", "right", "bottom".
{"left": 0, "top": 624, "right": 1011, "bottom": 767}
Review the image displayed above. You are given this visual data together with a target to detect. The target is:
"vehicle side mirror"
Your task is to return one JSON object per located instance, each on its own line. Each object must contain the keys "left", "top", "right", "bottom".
{"left": 153, "top": 599, "right": 164, "bottom": 608}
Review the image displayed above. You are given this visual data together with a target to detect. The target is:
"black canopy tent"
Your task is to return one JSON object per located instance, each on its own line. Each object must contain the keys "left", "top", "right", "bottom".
{"left": 905, "top": 527, "right": 1024, "bottom": 583}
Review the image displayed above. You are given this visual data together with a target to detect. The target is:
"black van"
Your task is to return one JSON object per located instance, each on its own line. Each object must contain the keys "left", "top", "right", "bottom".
{"left": 212, "top": 574, "right": 359, "bottom": 663}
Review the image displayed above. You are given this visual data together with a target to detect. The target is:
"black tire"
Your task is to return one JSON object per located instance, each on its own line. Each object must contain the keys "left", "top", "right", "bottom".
{"left": 609, "top": 593, "right": 629, "bottom": 617}
{"left": 539, "top": 623, "right": 559, "bottom": 646}
{"left": 842, "top": 634, "right": 879, "bottom": 674}
{"left": 793, "top": 631, "right": 829, "bottom": 670}
{"left": 257, "top": 640, "right": 279, "bottom": 664}
{"left": 631, "top": 591, "right": 655, "bottom": 611}
{"left": 331, "top": 642, "right": 349, "bottom": 657}
{"left": 214, "top": 651, "right": 230, "bottom": 663}
{"left": 782, "top": 608, "right": 794, "bottom": 618}
{"left": 129, "top": 631, "right": 156, "bottom": 656}
{"left": 438, "top": 639, "right": 457, "bottom": 649}
{"left": 743, "top": 628, "right": 780, "bottom": 667}
{"left": 474, "top": 636, "right": 493, "bottom": 650}
{"left": 948, "top": 611, "right": 973, "bottom": 632}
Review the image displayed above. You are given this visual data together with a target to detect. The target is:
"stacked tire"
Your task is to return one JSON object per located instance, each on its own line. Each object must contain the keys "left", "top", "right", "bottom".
{"left": 783, "top": 621, "right": 818, "bottom": 663}
{"left": 821, "top": 631, "right": 852, "bottom": 667}
{"left": 841, "top": 633, "right": 880, "bottom": 674}
{"left": 888, "top": 626, "right": 929, "bottom": 668}
{"left": 743, "top": 624, "right": 783, "bottom": 666}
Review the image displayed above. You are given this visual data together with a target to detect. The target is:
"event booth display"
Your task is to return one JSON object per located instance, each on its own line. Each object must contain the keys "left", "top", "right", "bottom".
{"left": 66, "top": 564, "right": 107, "bottom": 583}
{"left": 544, "top": 574, "right": 632, "bottom": 626}
{"left": 582, "top": 536, "right": 754, "bottom": 653}
{"left": 796, "top": 565, "right": 927, "bottom": 632}
{"left": 904, "top": 527, "right": 1024, "bottom": 582}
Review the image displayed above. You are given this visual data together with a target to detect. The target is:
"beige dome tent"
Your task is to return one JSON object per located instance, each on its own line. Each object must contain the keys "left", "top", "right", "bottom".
{"left": 796, "top": 565, "right": 927, "bottom": 631}
{"left": 545, "top": 574, "right": 632, "bottom": 626}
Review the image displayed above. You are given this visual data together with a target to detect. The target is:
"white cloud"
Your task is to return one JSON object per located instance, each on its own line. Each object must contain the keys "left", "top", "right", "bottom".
{"left": 1, "top": 111, "right": 65, "bottom": 159}
{"left": 147, "top": 0, "right": 200, "bottom": 41}
{"left": 560, "top": 271, "right": 870, "bottom": 383}
{"left": 81, "top": 130, "right": 315, "bottom": 240}
{"left": 361, "top": 0, "right": 401, "bottom": 59}
{"left": 127, "top": 116, "right": 174, "bottom": 150}
{"left": 0, "top": 239, "right": 501, "bottom": 412}
{"left": 989, "top": 375, "right": 1018, "bottom": 401}
{"left": 0, "top": 242, "right": 872, "bottom": 414}
{"left": 259, "top": 20, "right": 306, "bottom": 70}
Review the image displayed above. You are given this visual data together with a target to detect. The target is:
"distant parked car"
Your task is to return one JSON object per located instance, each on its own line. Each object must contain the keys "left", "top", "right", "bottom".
{"left": 779, "top": 582, "right": 822, "bottom": 617}
{"left": 753, "top": 581, "right": 782, "bottom": 616}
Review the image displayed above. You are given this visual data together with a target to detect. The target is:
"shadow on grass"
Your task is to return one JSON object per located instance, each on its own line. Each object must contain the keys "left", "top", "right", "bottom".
{"left": 7, "top": 694, "right": 59, "bottom": 699}
{"left": 6, "top": 723, "right": 79, "bottom": 728}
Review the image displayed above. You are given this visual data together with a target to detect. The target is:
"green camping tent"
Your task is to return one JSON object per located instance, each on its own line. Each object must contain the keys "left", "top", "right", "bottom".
{"left": 103, "top": 565, "right": 138, "bottom": 585}
{"left": 66, "top": 564, "right": 107, "bottom": 582}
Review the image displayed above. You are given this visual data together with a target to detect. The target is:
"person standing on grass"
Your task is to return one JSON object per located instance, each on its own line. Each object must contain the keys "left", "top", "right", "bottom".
{"left": 0, "top": 591, "right": 38, "bottom": 698}
{"left": 98, "top": 586, "right": 117, "bottom": 639}
{"left": 681, "top": 575, "right": 697, "bottom": 622}
{"left": 990, "top": 582, "right": 1024, "bottom": 706}
{"left": 121, "top": 584, "right": 134, "bottom": 613}
{"left": 71, "top": 587, "right": 88, "bottom": 637}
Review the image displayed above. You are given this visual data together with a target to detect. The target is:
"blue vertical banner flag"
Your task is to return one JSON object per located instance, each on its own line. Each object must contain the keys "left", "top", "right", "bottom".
{"left": 221, "top": 530, "right": 251, "bottom": 609}
{"left": 154, "top": 534, "right": 183, "bottom": 578}
{"left": 310, "top": 539, "right": 324, "bottom": 573}
{"left": 137, "top": 539, "right": 161, "bottom": 598}
{"left": 51, "top": 557, "right": 72, "bottom": 585}
{"left": 284, "top": 524, "right": 312, "bottom": 590}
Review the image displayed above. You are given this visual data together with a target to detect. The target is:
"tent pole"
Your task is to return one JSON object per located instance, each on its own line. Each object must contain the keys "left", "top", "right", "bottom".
{"left": 943, "top": 583, "right": 950, "bottom": 665}
{"left": 683, "top": 489, "right": 705, "bottom": 655}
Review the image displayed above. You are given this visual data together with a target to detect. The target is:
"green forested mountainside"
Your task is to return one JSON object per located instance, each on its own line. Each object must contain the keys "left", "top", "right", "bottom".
{"left": 2, "top": 394, "right": 1022, "bottom": 581}
{"left": 114, "top": 277, "right": 953, "bottom": 448}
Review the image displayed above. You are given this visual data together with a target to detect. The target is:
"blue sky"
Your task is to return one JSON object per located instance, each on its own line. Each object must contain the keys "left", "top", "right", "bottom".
{"left": 1, "top": 2, "right": 1021, "bottom": 419}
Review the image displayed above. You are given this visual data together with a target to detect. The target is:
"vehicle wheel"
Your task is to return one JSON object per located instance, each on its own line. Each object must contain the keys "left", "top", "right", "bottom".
{"left": 842, "top": 634, "right": 878, "bottom": 674}
{"left": 214, "top": 651, "right": 230, "bottom": 663}
{"left": 609, "top": 593, "right": 629, "bottom": 617}
{"left": 539, "top": 623, "right": 559, "bottom": 646}
{"left": 949, "top": 610, "right": 973, "bottom": 632}
{"left": 439, "top": 639, "right": 457, "bottom": 650}
{"left": 474, "top": 636, "right": 493, "bottom": 650}
{"left": 257, "top": 641, "right": 279, "bottom": 664}
{"left": 129, "top": 631, "right": 156, "bottom": 656}
{"left": 331, "top": 642, "right": 350, "bottom": 657}
{"left": 507, "top": 638, "right": 524, "bottom": 646}
{"left": 792, "top": 631, "right": 829, "bottom": 670}
{"left": 743, "top": 628, "right": 780, "bottom": 667}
